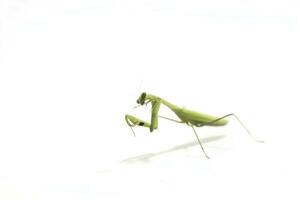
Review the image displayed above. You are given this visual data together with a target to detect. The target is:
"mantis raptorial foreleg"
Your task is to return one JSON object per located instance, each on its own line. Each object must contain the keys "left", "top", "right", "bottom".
{"left": 125, "top": 114, "right": 151, "bottom": 137}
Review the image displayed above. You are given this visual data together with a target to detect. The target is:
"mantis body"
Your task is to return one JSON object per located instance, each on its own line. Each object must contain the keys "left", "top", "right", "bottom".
{"left": 125, "top": 92, "right": 263, "bottom": 159}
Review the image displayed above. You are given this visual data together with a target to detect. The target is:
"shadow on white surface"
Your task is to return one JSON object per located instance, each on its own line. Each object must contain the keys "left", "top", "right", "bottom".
{"left": 122, "top": 135, "right": 226, "bottom": 164}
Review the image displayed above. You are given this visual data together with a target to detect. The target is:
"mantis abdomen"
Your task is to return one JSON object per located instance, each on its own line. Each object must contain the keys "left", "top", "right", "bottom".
{"left": 174, "top": 108, "right": 228, "bottom": 126}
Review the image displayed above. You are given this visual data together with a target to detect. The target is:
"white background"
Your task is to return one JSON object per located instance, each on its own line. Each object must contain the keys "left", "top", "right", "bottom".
{"left": 0, "top": 0, "right": 299, "bottom": 199}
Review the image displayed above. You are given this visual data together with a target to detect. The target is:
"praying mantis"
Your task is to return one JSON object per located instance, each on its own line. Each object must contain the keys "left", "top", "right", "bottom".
{"left": 125, "top": 92, "right": 263, "bottom": 159}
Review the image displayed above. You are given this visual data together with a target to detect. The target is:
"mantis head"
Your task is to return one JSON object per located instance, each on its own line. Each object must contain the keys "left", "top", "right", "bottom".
{"left": 136, "top": 92, "right": 147, "bottom": 105}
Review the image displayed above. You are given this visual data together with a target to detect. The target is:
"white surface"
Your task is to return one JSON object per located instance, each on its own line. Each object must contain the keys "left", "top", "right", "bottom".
{"left": 1, "top": 0, "right": 300, "bottom": 199}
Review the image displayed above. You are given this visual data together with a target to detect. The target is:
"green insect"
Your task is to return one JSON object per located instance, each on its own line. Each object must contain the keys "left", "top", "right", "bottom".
{"left": 125, "top": 92, "right": 263, "bottom": 159}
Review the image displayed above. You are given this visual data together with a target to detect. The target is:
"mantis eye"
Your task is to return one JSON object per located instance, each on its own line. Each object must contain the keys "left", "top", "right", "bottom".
{"left": 137, "top": 92, "right": 147, "bottom": 105}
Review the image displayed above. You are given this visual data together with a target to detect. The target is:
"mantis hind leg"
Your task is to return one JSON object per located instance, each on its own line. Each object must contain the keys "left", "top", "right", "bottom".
{"left": 196, "top": 113, "right": 264, "bottom": 143}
